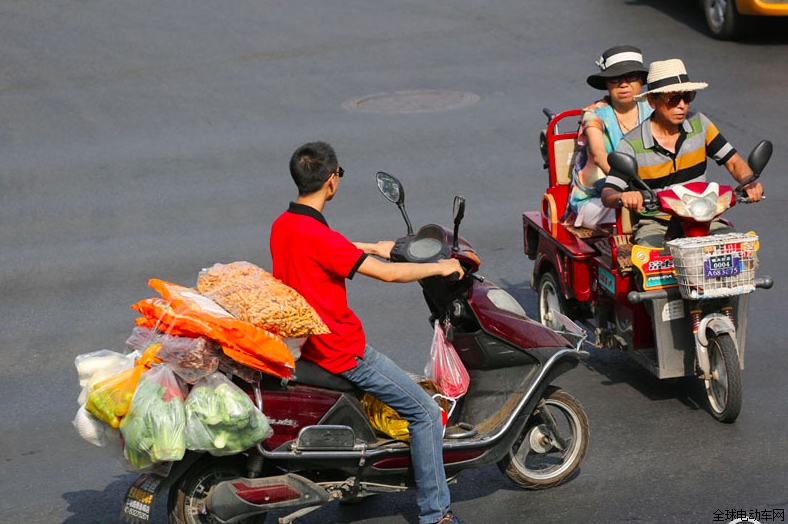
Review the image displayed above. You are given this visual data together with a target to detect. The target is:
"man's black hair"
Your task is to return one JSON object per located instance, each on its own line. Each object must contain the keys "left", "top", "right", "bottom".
{"left": 289, "top": 141, "right": 339, "bottom": 195}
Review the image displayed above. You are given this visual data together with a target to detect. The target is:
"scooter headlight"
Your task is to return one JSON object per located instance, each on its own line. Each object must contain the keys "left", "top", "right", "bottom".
{"left": 662, "top": 193, "right": 719, "bottom": 222}
{"left": 685, "top": 193, "right": 718, "bottom": 221}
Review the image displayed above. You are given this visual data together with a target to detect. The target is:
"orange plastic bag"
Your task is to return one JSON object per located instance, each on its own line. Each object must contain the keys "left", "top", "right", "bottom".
{"left": 131, "top": 279, "right": 294, "bottom": 379}
{"left": 85, "top": 345, "right": 163, "bottom": 428}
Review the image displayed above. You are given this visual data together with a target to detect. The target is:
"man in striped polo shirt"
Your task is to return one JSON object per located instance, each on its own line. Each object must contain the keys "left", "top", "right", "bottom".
{"left": 601, "top": 58, "right": 763, "bottom": 248}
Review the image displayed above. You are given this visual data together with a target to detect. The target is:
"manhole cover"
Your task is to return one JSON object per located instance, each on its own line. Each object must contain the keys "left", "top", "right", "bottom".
{"left": 343, "top": 90, "right": 480, "bottom": 114}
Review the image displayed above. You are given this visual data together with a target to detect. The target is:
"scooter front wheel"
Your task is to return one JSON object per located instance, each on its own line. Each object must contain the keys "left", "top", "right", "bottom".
{"left": 497, "top": 386, "right": 589, "bottom": 489}
{"left": 704, "top": 332, "right": 742, "bottom": 423}
{"left": 168, "top": 455, "right": 267, "bottom": 524}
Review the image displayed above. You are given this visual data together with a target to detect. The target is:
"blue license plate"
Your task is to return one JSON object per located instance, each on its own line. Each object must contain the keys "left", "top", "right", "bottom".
{"left": 704, "top": 254, "right": 741, "bottom": 278}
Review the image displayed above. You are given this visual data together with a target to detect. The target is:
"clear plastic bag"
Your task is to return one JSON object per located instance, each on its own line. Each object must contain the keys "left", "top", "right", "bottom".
{"left": 184, "top": 372, "right": 271, "bottom": 456}
{"left": 196, "top": 261, "right": 329, "bottom": 338}
{"left": 424, "top": 320, "right": 470, "bottom": 399}
{"left": 84, "top": 345, "right": 162, "bottom": 428}
{"left": 75, "top": 349, "right": 136, "bottom": 406}
{"left": 125, "top": 326, "right": 220, "bottom": 383}
{"left": 73, "top": 404, "right": 121, "bottom": 448}
{"left": 120, "top": 365, "right": 188, "bottom": 469}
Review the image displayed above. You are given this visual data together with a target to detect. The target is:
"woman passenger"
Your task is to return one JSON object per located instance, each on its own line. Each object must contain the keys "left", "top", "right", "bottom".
{"left": 564, "top": 45, "right": 652, "bottom": 229}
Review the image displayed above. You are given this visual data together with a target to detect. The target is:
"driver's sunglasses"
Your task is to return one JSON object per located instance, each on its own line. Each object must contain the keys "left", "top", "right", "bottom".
{"left": 606, "top": 72, "right": 643, "bottom": 85}
{"left": 331, "top": 166, "right": 344, "bottom": 178}
{"left": 659, "top": 91, "right": 696, "bottom": 107}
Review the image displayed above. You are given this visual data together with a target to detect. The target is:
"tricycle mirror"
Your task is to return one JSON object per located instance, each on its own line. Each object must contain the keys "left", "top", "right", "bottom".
{"left": 747, "top": 140, "right": 773, "bottom": 176}
{"left": 376, "top": 171, "right": 404, "bottom": 205}
{"left": 607, "top": 151, "right": 639, "bottom": 182}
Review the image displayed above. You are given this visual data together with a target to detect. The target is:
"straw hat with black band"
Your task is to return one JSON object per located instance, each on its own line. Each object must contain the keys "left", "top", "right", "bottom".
{"left": 586, "top": 45, "right": 649, "bottom": 91}
{"left": 635, "top": 58, "right": 708, "bottom": 100}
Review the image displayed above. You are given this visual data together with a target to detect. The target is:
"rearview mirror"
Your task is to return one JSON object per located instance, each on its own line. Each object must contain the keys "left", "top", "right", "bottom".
{"left": 376, "top": 171, "right": 404, "bottom": 205}
{"left": 608, "top": 151, "right": 656, "bottom": 199}
{"left": 747, "top": 140, "right": 773, "bottom": 177}
{"left": 376, "top": 171, "right": 413, "bottom": 235}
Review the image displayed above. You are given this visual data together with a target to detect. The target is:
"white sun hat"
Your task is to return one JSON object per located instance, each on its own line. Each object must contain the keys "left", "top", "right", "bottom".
{"left": 636, "top": 58, "right": 708, "bottom": 100}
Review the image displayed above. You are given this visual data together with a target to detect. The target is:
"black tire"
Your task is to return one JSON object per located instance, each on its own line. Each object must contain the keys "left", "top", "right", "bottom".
{"left": 702, "top": 0, "right": 747, "bottom": 40}
{"left": 704, "top": 332, "right": 742, "bottom": 423}
{"left": 537, "top": 271, "right": 567, "bottom": 332}
{"left": 498, "top": 386, "right": 589, "bottom": 489}
{"left": 168, "top": 456, "right": 267, "bottom": 524}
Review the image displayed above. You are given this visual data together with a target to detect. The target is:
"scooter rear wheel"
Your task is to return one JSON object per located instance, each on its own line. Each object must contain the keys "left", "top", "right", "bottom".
{"left": 704, "top": 332, "right": 742, "bottom": 423}
{"left": 497, "top": 386, "right": 589, "bottom": 489}
{"left": 168, "top": 455, "right": 267, "bottom": 524}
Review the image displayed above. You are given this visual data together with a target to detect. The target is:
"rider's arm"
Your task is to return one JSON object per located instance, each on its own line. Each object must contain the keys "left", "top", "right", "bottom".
{"left": 353, "top": 241, "right": 395, "bottom": 260}
{"left": 585, "top": 126, "right": 611, "bottom": 176}
{"left": 356, "top": 256, "right": 463, "bottom": 283}
{"left": 724, "top": 153, "right": 763, "bottom": 202}
{"left": 601, "top": 187, "right": 644, "bottom": 210}
{"left": 601, "top": 139, "right": 645, "bottom": 210}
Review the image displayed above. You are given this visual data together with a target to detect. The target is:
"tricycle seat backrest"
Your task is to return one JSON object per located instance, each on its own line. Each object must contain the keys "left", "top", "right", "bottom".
{"left": 539, "top": 109, "right": 582, "bottom": 223}
{"left": 553, "top": 137, "right": 576, "bottom": 186}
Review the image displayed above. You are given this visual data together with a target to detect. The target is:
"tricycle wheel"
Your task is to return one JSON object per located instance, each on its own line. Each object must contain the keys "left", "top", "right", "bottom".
{"left": 497, "top": 386, "right": 589, "bottom": 489}
{"left": 168, "top": 455, "right": 267, "bottom": 524}
{"left": 704, "top": 332, "right": 742, "bottom": 423}
{"left": 537, "top": 271, "right": 568, "bottom": 332}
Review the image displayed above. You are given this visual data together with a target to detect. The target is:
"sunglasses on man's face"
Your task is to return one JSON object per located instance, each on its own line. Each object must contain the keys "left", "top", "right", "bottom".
{"left": 606, "top": 73, "right": 643, "bottom": 85}
{"left": 659, "top": 91, "right": 696, "bottom": 107}
{"left": 334, "top": 166, "right": 344, "bottom": 178}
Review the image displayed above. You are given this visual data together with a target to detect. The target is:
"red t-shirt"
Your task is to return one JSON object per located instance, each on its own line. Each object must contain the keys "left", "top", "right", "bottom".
{"left": 270, "top": 203, "right": 368, "bottom": 373}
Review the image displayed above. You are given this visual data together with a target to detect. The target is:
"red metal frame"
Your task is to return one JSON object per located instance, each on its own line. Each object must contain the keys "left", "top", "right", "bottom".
{"left": 523, "top": 109, "right": 655, "bottom": 350}
{"left": 542, "top": 108, "right": 582, "bottom": 220}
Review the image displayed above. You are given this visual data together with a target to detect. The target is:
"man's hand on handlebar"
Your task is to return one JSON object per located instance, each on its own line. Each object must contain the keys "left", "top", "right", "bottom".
{"left": 617, "top": 190, "right": 644, "bottom": 211}
{"left": 438, "top": 258, "right": 465, "bottom": 280}
{"left": 741, "top": 180, "right": 764, "bottom": 203}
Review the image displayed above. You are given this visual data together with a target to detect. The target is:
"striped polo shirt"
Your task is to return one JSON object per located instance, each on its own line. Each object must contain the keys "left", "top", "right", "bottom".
{"left": 605, "top": 111, "right": 737, "bottom": 196}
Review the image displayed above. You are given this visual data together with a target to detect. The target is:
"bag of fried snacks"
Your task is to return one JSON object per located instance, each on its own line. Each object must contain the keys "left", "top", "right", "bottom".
{"left": 196, "top": 261, "right": 329, "bottom": 338}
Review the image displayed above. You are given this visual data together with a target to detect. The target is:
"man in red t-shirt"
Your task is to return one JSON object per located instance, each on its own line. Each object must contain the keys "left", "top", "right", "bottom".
{"left": 270, "top": 141, "right": 468, "bottom": 524}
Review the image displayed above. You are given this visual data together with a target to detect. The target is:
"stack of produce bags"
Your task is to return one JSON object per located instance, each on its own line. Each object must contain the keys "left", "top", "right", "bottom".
{"left": 73, "top": 261, "right": 329, "bottom": 470}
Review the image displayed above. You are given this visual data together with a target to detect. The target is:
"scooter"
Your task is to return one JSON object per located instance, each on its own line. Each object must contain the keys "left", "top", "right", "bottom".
{"left": 521, "top": 106, "right": 772, "bottom": 423}
{"left": 123, "top": 172, "right": 589, "bottom": 524}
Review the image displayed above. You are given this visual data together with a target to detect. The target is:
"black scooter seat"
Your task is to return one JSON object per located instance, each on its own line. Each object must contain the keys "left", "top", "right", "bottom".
{"left": 292, "top": 359, "right": 358, "bottom": 392}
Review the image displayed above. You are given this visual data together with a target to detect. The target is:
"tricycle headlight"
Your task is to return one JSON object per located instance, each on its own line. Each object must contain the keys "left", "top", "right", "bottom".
{"left": 685, "top": 193, "right": 718, "bottom": 221}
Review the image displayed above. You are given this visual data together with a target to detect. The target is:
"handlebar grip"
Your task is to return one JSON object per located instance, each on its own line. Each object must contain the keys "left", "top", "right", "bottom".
{"left": 447, "top": 271, "right": 461, "bottom": 282}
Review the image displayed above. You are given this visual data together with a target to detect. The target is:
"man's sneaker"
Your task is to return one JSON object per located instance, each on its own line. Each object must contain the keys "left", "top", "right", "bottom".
{"left": 433, "top": 511, "right": 467, "bottom": 524}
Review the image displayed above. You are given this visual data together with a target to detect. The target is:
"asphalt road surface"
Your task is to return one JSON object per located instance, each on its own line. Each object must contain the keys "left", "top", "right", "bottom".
{"left": 2, "top": 0, "right": 788, "bottom": 523}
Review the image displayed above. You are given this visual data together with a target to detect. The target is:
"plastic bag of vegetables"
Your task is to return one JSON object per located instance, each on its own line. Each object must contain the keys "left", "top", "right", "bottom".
{"left": 75, "top": 349, "right": 137, "bottom": 406}
{"left": 120, "top": 364, "right": 188, "bottom": 469}
{"left": 85, "top": 345, "right": 162, "bottom": 428}
{"left": 184, "top": 372, "right": 271, "bottom": 456}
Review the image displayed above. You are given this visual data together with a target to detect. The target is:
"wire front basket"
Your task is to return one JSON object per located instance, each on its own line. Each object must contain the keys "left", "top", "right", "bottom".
{"left": 666, "top": 232, "right": 758, "bottom": 300}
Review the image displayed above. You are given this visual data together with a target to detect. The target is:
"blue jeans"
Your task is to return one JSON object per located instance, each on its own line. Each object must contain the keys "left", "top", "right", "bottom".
{"left": 340, "top": 346, "right": 450, "bottom": 524}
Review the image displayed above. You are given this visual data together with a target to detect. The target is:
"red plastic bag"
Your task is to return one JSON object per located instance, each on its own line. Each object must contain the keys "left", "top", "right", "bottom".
{"left": 424, "top": 321, "right": 469, "bottom": 399}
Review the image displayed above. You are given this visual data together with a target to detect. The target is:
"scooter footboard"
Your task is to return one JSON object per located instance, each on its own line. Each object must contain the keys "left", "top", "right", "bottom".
{"left": 461, "top": 348, "right": 581, "bottom": 438}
